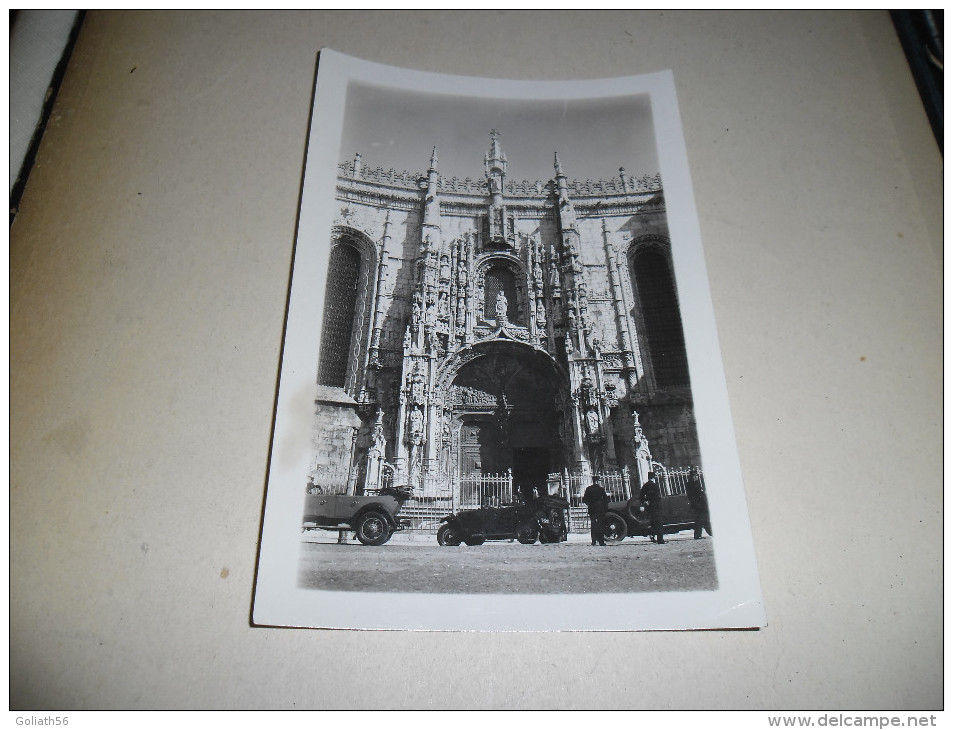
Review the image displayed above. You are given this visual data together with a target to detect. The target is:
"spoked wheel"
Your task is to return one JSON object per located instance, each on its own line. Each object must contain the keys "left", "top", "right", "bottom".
{"left": 437, "top": 524, "right": 462, "bottom": 546}
{"left": 355, "top": 511, "right": 392, "bottom": 546}
{"left": 602, "top": 513, "right": 627, "bottom": 544}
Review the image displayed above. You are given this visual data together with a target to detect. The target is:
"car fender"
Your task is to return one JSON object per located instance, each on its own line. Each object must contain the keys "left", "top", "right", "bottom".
{"left": 353, "top": 502, "right": 399, "bottom": 527}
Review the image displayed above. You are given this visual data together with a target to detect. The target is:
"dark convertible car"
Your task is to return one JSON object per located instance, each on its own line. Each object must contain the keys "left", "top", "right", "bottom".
{"left": 601, "top": 493, "right": 698, "bottom": 543}
{"left": 437, "top": 495, "right": 570, "bottom": 546}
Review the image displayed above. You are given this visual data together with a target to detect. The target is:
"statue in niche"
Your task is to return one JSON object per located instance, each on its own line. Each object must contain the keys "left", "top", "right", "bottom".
{"left": 371, "top": 409, "right": 386, "bottom": 457}
{"left": 438, "top": 291, "right": 449, "bottom": 318}
{"left": 585, "top": 408, "right": 601, "bottom": 436}
{"left": 533, "top": 259, "right": 543, "bottom": 287}
{"left": 536, "top": 301, "right": 547, "bottom": 326}
{"left": 495, "top": 290, "right": 508, "bottom": 322}
{"left": 411, "top": 292, "right": 422, "bottom": 324}
{"left": 549, "top": 261, "right": 560, "bottom": 288}
{"left": 408, "top": 406, "right": 424, "bottom": 444}
{"left": 440, "top": 255, "right": 451, "bottom": 282}
{"left": 409, "top": 365, "right": 426, "bottom": 405}
{"left": 579, "top": 376, "right": 597, "bottom": 410}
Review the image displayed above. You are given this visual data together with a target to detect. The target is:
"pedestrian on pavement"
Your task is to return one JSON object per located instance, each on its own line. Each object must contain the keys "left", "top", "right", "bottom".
{"left": 639, "top": 471, "right": 665, "bottom": 544}
{"left": 582, "top": 475, "right": 609, "bottom": 546}
{"left": 686, "top": 466, "right": 712, "bottom": 539}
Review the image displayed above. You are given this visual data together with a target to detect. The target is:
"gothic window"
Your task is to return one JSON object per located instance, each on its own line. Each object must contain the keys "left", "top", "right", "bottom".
{"left": 632, "top": 247, "right": 690, "bottom": 388}
{"left": 483, "top": 266, "right": 517, "bottom": 323}
{"left": 318, "top": 243, "right": 361, "bottom": 388}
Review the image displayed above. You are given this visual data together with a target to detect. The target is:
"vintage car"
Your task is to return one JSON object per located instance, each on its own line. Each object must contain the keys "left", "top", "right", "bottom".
{"left": 437, "top": 495, "right": 570, "bottom": 546}
{"left": 302, "top": 485, "right": 414, "bottom": 545}
{"left": 601, "top": 493, "right": 698, "bottom": 543}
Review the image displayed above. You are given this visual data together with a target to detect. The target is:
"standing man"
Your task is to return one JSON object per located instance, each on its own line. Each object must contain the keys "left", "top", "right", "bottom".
{"left": 639, "top": 471, "right": 665, "bottom": 544}
{"left": 582, "top": 475, "right": 609, "bottom": 546}
{"left": 686, "top": 466, "right": 712, "bottom": 539}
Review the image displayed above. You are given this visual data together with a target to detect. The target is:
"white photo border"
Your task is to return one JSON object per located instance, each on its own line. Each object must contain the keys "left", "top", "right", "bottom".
{"left": 253, "top": 49, "right": 765, "bottom": 631}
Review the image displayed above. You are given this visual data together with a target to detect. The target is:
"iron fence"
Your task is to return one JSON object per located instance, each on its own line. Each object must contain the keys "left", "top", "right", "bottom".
{"left": 306, "top": 464, "right": 356, "bottom": 495}
{"left": 312, "top": 463, "right": 703, "bottom": 535}
{"left": 556, "top": 468, "right": 634, "bottom": 533}
{"left": 458, "top": 470, "right": 515, "bottom": 510}
{"left": 652, "top": 463, "right": 705, "bottom": 496}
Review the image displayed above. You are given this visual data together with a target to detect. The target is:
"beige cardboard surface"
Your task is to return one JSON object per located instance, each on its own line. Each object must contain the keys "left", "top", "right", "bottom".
{"left": 10, "top": 10, "right": 941, "bottom": 709}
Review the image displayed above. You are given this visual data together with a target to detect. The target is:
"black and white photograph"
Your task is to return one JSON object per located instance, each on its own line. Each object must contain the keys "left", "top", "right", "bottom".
{"left": 12, "top": 9, "right": 940, "bottom": 710}
{"left": 253, "top": 49, "right": 764, "bottom": 631}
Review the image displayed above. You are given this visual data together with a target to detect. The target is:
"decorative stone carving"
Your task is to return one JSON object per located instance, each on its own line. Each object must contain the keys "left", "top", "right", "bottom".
{"left": 408, "top": 364, "right": 426, "bottom": 406}
{"left": 408, "top": 406, "right": 424, "bottom": 444}
{"left": 440, "top": 255, "right": 451, "bottom": 282}
{"left": 585, "top": 408, "right": 601, "bottom": 437}
{"left": 450, "top": 385, "right": 498, "bottom": 407}
{"left": 495, "top": 290, "right": 508, "bottom": 322}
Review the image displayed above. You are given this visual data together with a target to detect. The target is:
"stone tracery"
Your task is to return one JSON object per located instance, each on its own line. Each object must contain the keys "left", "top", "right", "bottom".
{"left": 313, "top": 130, "right": 700, "bottom": 498}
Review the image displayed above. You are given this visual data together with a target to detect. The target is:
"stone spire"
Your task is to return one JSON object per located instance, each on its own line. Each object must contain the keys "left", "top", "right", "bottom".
{"left": 554, "top": 152, "right": 577, "bottom": 231}
{"left": 484, "top": 130, "right": 510, "bottom": 247}
{"left": 484, "top": 129, "right": 507, "bottom": 180}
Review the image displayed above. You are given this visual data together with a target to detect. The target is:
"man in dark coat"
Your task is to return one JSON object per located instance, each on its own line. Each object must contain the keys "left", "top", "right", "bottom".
{"left": 686, "top": 466, "right": 712, "bottom": 539}
{"left": 581, "top": 475, "right": 609, "bottom": 546}
{"left": 639, "top": 472, "right": 665, "bottom": 544}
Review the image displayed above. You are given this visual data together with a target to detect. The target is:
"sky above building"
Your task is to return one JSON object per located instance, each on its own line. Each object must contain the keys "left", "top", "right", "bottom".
{"left": 338, "top": 81, "right": 660, "bottom": 185}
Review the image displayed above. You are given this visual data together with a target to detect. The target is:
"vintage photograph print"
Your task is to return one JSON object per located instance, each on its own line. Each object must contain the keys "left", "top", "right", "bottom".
{"left": 253, "top": 50, "right": 764, "bottom": 631}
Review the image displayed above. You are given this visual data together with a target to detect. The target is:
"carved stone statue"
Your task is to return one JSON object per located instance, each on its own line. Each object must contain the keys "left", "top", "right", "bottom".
{"left": 371, "top": 409, "right": 386, "bottom": 456}
{"left": 495, "top": 290, "right": 508, "bottom": 322}
{"left": 409, "top": 365, "right": 426, "bottom": 405}
{"left": 408, "top": 407, "right": 424, "bottom": 443}
{"left": 536, "top": 301, "right": 546, "bottom": 326}
{"left": 585, "top": 408, "right": 600, "bottom": 436}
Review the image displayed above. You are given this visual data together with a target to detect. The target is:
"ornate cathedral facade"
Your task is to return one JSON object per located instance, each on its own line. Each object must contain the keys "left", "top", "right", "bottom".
{"left": 309, "top": 131, "right": 701, "bottom": 502}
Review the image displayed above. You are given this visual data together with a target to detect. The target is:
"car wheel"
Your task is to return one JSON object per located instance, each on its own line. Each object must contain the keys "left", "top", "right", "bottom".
{"left": 464, "top": 535, "right": 486, "bottom": 546}
{"left": 603, "top": 513, "right": 627, "bottom": 544}
{"left": 355, "top": 511, "right": 392, "bottom": 546}
{"left": 437, "top": 524, "right": 462, "bottom": 546}
{"left": 516, "top": 523, "right": 539, "bottom": 544}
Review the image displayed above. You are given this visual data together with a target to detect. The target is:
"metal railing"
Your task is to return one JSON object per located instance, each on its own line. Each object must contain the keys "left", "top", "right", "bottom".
{"left": 651, "top": 463, "right": 705, "bottom": 496}
{"left": 306, "top": 464, "right": 356, "bottom": 495}
{"left": 458, "top": 470, "right": 515, "bottom": 510}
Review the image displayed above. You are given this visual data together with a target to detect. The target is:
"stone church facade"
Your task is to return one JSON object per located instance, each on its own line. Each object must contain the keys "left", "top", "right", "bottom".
{"left": 309, "top": 131, "right": 701, "bottom": 503}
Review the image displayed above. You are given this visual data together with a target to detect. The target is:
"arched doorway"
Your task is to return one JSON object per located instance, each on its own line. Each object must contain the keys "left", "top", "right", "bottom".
{"left": 445, "top": 342, "right": 565, "bottom": 502}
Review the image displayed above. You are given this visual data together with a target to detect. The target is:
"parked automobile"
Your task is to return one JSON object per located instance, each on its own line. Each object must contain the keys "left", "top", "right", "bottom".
{"left": 601, "top": 493, "right": 697, "bottom": 543}
{"left": 437, "top": 495, "right": 570, "bottom": 546}
{"left": 302, "top": 485, "right": 414, "bottom": 545}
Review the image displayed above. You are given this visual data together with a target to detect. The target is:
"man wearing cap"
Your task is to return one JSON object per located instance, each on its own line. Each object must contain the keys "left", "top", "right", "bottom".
{"left": 639, "top": 471, "right": 665, "bottom": 544}
{"left": 581, "top": 475, "right": 609, "bottom": 546}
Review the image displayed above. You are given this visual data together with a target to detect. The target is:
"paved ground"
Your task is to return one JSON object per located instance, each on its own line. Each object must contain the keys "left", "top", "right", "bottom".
{"left": 297, "top": 532, "right": 717, "bottom": 594}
